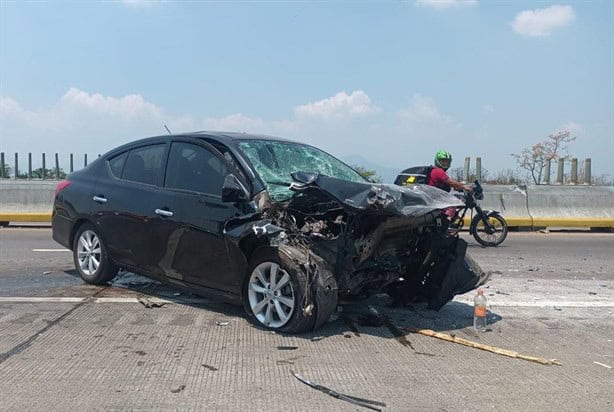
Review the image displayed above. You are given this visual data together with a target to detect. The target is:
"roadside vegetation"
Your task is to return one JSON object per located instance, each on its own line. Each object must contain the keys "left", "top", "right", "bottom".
{"left": 1, "top": 130, "right": 612, "bottom": 185}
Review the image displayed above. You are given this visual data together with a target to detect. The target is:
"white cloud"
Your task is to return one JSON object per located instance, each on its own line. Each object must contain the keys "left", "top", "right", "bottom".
{"left": 0, "top": 88, "right": 179, "bottom": 155}
{"left": 415, "top": 0, "right": 478, "bottom": 10}
{"left": 121, "top": 0, "right": 159, "bottom": 8}
{"left": 559, "top": 121, "right": 584, "bottom": 136}
{"left": 201, "top": 113, "right": 266, "bottom": 133}
{"left": 397, "top": 94, "right": 458, "bottom": 126}
{"left": 294, "top": 90, "right": 380, "bottom": 120}
{"left": 512, "top": 5, "right": 576, "bottom": 37}
{"left": 59, "top": 88, "right": 163, "bottom": 119}
{"left": 483, "top": 104, "right": 494, "bottom": 113}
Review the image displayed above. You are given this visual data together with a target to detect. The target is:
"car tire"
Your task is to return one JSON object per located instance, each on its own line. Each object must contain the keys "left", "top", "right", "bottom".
{"left": 72, "top": 223, "right": 118, "bottom": 285}
{"left": 242, "top": 246, "right": 337, "bottom": 334}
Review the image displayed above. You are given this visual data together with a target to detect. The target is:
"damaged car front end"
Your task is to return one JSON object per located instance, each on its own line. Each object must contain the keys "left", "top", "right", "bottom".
{"left": 225, "top": 139, "right": 489, "bottom": 333}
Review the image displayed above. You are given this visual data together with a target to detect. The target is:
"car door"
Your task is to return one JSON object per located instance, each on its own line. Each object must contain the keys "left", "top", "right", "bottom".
{"left": 148, "top": 139, "right": 248, "bottom": 293}
{"left": 95, "top": 143, "right": 167, "bottom": 272}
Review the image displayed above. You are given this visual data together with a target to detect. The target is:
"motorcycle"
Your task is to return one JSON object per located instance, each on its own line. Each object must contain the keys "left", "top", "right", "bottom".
{"left": 451, "top": 181, "right": 508, "bottom": 247}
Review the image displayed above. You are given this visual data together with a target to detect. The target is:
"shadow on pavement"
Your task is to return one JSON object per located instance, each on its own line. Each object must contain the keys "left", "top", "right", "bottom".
{"left": 76, "top": 270, "right": 503, "bottom": 343}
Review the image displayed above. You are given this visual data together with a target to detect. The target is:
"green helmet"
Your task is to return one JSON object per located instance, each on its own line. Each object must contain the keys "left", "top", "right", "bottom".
{"left": 434, "top": 150, "right": 452, "bottom": 169}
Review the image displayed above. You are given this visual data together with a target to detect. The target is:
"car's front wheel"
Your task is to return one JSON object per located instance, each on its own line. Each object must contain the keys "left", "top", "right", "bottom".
{"left": 72, "top": 223, "right": 118, "bottom": 284}
{"left": 243, "top": 246, "right": 337, "bottom": 333}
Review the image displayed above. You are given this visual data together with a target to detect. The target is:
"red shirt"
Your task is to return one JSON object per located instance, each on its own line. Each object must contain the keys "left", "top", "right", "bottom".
{"left": 427, "top": 167, "right": 451, "bottom": 191}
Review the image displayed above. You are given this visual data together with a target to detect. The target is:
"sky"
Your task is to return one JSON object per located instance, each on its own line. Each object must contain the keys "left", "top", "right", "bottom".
{"left": 1, "top": 0, "right": 612, "bottom": 182}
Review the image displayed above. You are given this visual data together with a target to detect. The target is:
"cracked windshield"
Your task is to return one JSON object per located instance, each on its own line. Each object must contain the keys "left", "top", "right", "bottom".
{"left": 238, "top": 140, "right": 366, "bottom": 201}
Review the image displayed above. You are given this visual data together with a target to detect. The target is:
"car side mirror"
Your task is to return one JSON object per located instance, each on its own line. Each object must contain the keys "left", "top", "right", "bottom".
{"left": 222, "top": 174, "right": 249, "bottom": 203}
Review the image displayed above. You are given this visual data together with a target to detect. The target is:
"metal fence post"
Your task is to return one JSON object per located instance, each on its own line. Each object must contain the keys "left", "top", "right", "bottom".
{"left": 42, "top": 153, "right": 46, "bottom": 180}
{"left": 556, "top": 158, "right": 564, "bottom": 184}
{"left": 84, "top": 154, "right": 88, "bottom": 168}
{"left": 544, "top": 159, "right": 551, "bottom": 185}
{"left": 475, "top": 157, "right": 482, "bottom": 182}
{"left": 70, "top": 153, "right": 74, "bottom": 173}
{"left": 463, "top": 157, "right": 470, "bottom": 182}
{"left": 584, "top": 158, "right": 591, "bottom": 185}
{"left": 55, "top": 153, "right": 60, "bottom": 180}
{"left": 28, "top": 153, "right": 32, "bottom": 179}
{"left": 570, "top": 158, "right": 578, "bottom": 184}
{"left": 0, "top": 152, "right": 5, "bottom": 178}
{"left": 14, "top": 153, "right": 19, "bottom": 179}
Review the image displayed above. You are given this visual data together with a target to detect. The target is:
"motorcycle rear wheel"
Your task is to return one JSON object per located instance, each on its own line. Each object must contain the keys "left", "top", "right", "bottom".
{"left": 471, "top": 214, "right": 508, "bottom": 247}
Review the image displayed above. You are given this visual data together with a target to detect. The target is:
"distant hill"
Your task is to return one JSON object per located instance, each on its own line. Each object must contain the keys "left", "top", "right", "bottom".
{"left": 340, "top": 154, "right": 406, "bottom": 184}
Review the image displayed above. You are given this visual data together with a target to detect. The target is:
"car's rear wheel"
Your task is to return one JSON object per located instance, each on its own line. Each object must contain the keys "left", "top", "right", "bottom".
{"left": 73, "top": 223, "right": 118, "bottom": 284}
{"left": 243, "top": 247, "right": 337, "bottom": 333}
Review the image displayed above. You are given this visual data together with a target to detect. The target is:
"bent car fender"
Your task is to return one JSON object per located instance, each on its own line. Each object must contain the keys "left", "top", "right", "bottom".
{"left": 428, "top": 238, "right": 490, "bottom": 310}
{"left": 277, "top": 244, "right": 339, "bottom": 330}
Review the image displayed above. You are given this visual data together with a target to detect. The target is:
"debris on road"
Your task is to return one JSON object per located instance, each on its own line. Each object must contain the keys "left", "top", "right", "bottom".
{"left": 276, "top": 356, "right": 303, "bottom": 365}
{"left": 408, "top": 329, "right": 562, "bottom": 366}
{"left": 201, "top": 364, "right": 218, "bottom": 371}
{"left": 291, "top": 370, "right": 386, "bottom": 411}
{"left": 593, "top": 361, "right": 612, "bottom": 369}
{"left": 170, "top": 385, "right": 186, "bottom": 393}
{"left": 215, "top": 321, "right": 229, "bottom": 326}
{"left": 137, "top": 296, "right": 168, "bottom": 308}
{"left": 277, "top": 346, "right": 298, "bottom": 351}
{"left": 310, "top": 336, "right": 325, "bottom": 342}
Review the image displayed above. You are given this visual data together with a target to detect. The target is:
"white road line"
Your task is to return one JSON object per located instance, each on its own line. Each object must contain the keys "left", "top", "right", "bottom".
{"left": 0, "top": 296, "right": 206, "bottom": 304}
{"left": 454, "top": 297, "right": 614, "bottom": 308}
{"left": 0, "top": 297, "right": 85, "bottom": 303}
{"left": 32, "top": 249, "right": 71, "bottom": 252}
{"left": 94, "top": 297, "right": 173, "bottom": 304}
{"left": 0, "top": 296, "right": 612, "bottom": 307}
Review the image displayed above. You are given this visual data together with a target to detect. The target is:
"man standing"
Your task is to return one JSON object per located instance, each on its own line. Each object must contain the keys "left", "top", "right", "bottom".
{"left": 427, "top": 150, "right": 473, "bottom": 192}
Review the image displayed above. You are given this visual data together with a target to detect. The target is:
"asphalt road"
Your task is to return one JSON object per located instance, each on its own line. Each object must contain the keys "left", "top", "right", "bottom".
{"left": 0, "top": 228, "right": 613, "bottom": 411}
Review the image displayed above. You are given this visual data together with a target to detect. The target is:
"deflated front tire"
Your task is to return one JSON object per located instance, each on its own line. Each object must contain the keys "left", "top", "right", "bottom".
{"left": 243, "top": 246, "right": 338, "bottom": 333}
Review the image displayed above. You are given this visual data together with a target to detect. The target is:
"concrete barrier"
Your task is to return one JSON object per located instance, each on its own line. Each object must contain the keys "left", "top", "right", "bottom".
{"left": 526, "top": 185, "right": 614, "bottom": 228}
{"left": 0, "top": 180, "right": 55, "bottom": 223}
{"left": 1, "top": 180, "right": 613, "bottom": 228}
{"left": 480, "top": 184, "right": 532, "bottom": 227}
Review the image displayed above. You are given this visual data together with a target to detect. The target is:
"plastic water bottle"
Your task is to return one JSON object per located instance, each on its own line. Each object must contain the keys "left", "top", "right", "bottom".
{"left": 473, "top": 288, "right": 488, "bottom": 332}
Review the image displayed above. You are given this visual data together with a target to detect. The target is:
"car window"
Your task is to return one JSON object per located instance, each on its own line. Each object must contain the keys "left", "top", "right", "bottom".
{"left": 122, "top": 144, "right": 166, "bottom": 185}
{"left": 108, "top": 152, "right": 128, "bottom": 178}
{"left": 165, "top": 142, "right": 229, "bottom": 196}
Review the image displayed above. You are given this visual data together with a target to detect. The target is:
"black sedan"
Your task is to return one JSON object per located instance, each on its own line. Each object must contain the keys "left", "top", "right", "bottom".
{"left": 52, "top": 131, "right": 488, "bottom": 333}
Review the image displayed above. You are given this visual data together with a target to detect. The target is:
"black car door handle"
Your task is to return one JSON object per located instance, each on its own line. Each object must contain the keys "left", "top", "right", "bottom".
{"left": 155, "top": 208, "right": 174, "bottom": 217}
{"left": 93, "top": 196, "right": 107, "bottom": 204}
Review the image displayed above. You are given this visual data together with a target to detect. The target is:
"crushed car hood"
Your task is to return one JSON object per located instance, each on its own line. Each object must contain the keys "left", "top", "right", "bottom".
{"left": 289, "top": 172, "right": 464, "bottom": 217}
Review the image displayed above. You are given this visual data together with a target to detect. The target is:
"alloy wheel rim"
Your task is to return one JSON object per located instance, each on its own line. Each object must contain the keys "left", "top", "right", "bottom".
{"left": 77, "top": 230, "right": 101, "bottom": 275}
{"left": 248, "top": 262, "right": 295, "bottom": 328}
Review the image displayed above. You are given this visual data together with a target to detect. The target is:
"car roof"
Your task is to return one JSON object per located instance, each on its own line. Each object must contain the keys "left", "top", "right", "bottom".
{"left": 103, "top": 131, "right": 301, "bottom": 158}
{"left": 190, "top": 131, "right": 298, "bottom": 143}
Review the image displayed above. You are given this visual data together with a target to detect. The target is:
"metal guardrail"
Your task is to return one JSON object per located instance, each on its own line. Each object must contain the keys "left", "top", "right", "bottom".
{"left": 0, "top": 152, "right": 99, "bottom": 180}
{"left": 0, "top": 153, "right": 595, "bottom": 185}
{"left": 460, "top": 157, "right": 592, "bottom": 185}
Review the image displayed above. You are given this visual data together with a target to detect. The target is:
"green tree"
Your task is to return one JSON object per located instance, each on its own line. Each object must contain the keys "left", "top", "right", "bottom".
{"left": 0, "top": 163, "right": 11, "bottom": 178}
{"left": 511, "top": 130, "right": 575, "bottom": 184}
{"left": 351, "top": 165, "right": 382, "bottom": 183}
{"left": 31, "top": 167, "right": 67, "bottom": 179}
